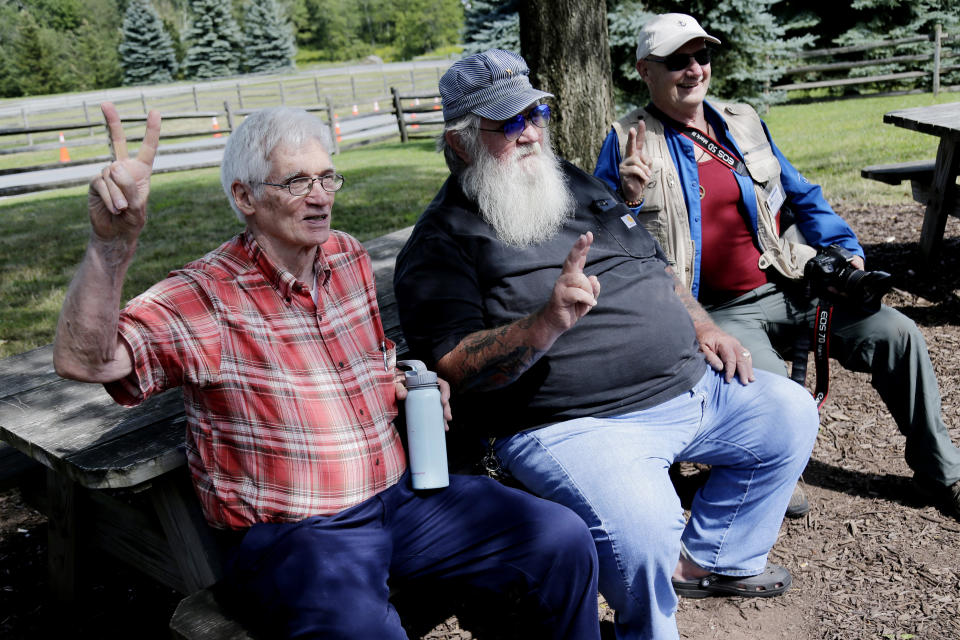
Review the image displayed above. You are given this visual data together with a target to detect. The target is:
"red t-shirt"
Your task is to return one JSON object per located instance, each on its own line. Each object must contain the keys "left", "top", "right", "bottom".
{"left": 697, "top": 155, "right": 769, "bottom": 304}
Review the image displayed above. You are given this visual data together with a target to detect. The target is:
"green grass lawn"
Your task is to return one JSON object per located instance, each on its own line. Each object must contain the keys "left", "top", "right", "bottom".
{"left": 0, "top": 138, "right": 447, "bottom": 358}
{"left": 763, "top": 92, "right": 958, "bottom": 205}
{"left": 1, "top": 93, "right": 958, "bottom": 358}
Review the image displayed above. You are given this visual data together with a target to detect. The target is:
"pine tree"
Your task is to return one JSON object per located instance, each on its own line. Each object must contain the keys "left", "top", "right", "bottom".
{"left": 118, "top": 0, "right": 178, "bottom": 85}
{"left": 242, "top": 0, "right": 296, "bottom": 73}
{"left": 463, "top": 0, "right": 520, "bottom": 55}
{"left": 182, "top": 0, "right": 242, "bottom": 79}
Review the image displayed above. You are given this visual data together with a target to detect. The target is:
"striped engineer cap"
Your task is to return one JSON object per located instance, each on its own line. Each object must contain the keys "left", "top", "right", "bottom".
{"left": 439, "top": 49, "right": 553, "bottom": 122}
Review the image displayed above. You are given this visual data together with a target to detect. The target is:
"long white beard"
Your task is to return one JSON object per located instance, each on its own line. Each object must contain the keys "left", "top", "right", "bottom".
{"left": 460, "top": 137, "right": 576, "bottom": 248}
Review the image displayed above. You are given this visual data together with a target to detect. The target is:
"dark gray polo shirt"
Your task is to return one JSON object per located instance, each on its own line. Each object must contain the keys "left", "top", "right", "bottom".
{"left": 394, "top": 160, "right": 705, "bottom": 436}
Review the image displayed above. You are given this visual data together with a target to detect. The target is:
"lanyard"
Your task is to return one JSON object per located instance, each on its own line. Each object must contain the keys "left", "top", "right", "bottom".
{"left": 645, "top": 104, "right": 750, "bottom": 178}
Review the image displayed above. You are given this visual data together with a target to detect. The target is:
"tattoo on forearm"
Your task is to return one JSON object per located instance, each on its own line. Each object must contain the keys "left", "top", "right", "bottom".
{"left": 455, "top": 316, "right": 547, "bottom": 392}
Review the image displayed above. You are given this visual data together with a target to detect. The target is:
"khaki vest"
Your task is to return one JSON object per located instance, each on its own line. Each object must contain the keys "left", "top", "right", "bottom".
{"left": 612, "top": 101, "right": 814, "bottom": 292}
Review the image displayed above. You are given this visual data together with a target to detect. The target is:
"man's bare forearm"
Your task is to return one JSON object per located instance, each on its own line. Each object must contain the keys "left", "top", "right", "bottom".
{"left": 53, "top": 235, "right": 137, "bottom": 381}
{"left": 437, "top": 310, "right": 560, "bottom": 393}
{"left": 669, "top": 267, "right": 715, "bottom": 334}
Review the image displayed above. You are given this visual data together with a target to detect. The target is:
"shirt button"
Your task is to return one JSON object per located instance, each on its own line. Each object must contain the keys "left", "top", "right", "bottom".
{"left": 375, "top": 458, "right": 380, "bottom": 466}
{"left": 359, "top": 409, "right": 365, "bottom": 415}
{"left": 338, "top": 361, "right": 345, "bottom": 368}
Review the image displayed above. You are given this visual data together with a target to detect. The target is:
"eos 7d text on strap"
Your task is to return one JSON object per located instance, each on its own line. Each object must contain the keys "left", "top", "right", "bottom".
{"left": 644, "top": 103, "right": 749, "bottom": 178}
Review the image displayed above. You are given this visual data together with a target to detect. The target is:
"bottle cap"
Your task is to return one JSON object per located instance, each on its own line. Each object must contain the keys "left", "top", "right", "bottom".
{"left": 397, "top": 359, "right": 438, "bottom": 388}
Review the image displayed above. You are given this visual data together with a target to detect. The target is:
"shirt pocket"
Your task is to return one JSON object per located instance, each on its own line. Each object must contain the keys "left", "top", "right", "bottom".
{"left": 592, "top": 198, "right": 660, "bottom": 259}
{"left": 363, "top": 339, "right": 399, "bottom": 418}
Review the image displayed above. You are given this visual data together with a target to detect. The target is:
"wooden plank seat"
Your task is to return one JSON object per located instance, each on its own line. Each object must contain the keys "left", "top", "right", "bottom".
{"left": 860, "top": 159, "right": 935, "bottom": 186}
{"left": 861, "top": 159, "right": 960, "bottom": 220}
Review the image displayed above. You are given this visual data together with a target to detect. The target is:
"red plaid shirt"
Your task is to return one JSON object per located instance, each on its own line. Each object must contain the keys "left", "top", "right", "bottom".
{"left": 106, "top": 230, "right": 407, "bottom": 529}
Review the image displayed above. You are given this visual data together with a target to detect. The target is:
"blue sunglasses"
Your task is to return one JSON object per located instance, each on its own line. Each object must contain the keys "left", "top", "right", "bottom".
{"left": 477, "top": 104, "right": 551, "bottom": 141}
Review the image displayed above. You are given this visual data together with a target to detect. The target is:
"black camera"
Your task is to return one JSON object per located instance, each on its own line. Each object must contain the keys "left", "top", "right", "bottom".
{"left": 803, "top": 244, "right": 893, "bottom": 313}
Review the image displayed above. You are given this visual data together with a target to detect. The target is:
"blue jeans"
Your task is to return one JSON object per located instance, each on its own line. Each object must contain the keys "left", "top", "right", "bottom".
{"left": 220, "top": 473, "right": 600, "bottom": 639}
{"left": 494, "top": 366, "right": 819, "bottom": 640}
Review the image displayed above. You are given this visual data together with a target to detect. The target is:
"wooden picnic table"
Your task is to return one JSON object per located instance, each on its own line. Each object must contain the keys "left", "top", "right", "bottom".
{"left": 0, "top": 226, "right": 413, "bottom": 605}
{"left": 882, "top": 102, "right": 960, "bottom": 265}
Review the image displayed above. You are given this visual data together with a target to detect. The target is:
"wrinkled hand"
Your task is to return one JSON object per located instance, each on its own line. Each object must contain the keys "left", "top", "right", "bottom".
{"left": 394, "top": 371, "right": 454, "bottom": 431}
{"left": 87, "top": 102, "right": 161, "bottom": 243}
{"left": 540, "top": 232, "right": 601, "bottom": 334}
{"left": 619, "top": 121, "right": 652, "bottom": 203}
{"left": 697, "top": 325, "right": 755, "bottom": 385}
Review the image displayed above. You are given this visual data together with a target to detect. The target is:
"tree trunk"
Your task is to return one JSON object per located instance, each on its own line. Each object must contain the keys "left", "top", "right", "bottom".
{"left": 518, "top": 0, "right": 614, "bottom": 173}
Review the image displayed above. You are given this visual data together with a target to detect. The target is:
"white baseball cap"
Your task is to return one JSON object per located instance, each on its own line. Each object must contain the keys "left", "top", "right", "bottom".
{"left": 636, "top": 13, "right": 721, "bottom": 61}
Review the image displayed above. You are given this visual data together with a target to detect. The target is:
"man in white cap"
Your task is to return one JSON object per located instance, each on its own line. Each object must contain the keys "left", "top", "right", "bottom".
{"left": 395, "top": 48, "right": 820, "bottom": 640}
{"left": 595, "top": 13, "right": 960, "bottom": 522}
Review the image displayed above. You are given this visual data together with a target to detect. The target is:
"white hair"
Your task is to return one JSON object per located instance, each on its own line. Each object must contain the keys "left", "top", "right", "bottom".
{"left": 220, "top": 107, "right": 334, "bottom": 221}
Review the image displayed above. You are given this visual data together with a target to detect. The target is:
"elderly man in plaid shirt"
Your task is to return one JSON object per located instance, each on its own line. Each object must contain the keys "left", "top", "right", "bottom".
{"left": 52, "top": 104, "right": 602, "bottom": 639}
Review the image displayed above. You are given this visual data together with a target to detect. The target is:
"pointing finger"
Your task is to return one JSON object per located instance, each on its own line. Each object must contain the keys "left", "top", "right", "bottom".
{"left": 101, "top": 102, "right": 128, "bottom": 161}
{"left": 561, "top": 231, "right": 593, "bottom": 275}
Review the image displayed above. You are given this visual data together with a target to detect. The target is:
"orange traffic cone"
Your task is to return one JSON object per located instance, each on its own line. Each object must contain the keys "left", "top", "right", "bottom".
{"left": 433, "top": 97, "right": 441, "bottom": 110}
{"left": 334, "top": 115, "right": 342, "bottom": 142}
{"left": 352, "top": 104, "right": 359, "bottom": 116}
{"left": 410, "top": 112, "right": 419, "bottom": 130}
{"left": 211, "top": 117, "right": 222, "bottom": 138}
{"left": 58, "top": 132, "right": 70, "bottom": 163}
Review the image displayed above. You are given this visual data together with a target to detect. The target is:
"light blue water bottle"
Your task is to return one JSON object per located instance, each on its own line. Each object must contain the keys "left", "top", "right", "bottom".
{"left": 398, "top": 360, "right": 449, "bottom": 490}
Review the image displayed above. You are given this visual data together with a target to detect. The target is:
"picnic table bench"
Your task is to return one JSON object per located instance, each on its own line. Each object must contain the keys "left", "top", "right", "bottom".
{"left": 0, "top": 226, "right": 416, "bottom": 636}
{"left": 861, "top": 102, "right": 960, "bottom": 265}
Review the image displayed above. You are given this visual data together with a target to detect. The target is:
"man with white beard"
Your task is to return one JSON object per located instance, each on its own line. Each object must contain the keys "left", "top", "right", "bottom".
{"left": 394, "top": 49, "right": 820, "bottom": 640}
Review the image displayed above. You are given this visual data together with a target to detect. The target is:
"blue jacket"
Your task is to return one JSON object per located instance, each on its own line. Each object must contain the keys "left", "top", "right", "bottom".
{"left": 594, "top": 101, "right": 862, "bottom": 299}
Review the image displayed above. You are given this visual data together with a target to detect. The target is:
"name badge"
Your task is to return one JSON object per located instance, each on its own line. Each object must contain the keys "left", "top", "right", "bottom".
{"left": 764, "top": 179, "right": 786, "bottom": 213}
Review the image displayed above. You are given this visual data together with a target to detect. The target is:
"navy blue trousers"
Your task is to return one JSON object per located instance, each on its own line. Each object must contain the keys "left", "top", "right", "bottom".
{"left": 220, "top": 473, "right": 600, "bottom": 639}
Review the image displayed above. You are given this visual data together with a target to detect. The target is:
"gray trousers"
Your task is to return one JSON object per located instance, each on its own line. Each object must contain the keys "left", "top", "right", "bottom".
{"left": 706, "top": 282, "right": 960, "bottom": 486}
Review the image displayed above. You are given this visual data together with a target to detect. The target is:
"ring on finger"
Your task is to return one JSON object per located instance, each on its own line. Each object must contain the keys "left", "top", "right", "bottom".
{"left": 741, "top": 350, "right": 751, "bottom": 358}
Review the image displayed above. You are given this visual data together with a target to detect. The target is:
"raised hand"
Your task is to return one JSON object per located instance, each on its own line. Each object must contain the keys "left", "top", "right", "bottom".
{"left": 88, "top": 103, "right": 162, "bottom": 243}
{"left": 541, "top": 232, "right": 601, "bottom": 334}
{"left": 619, "top": 120, "right": 652, "bottom": 203}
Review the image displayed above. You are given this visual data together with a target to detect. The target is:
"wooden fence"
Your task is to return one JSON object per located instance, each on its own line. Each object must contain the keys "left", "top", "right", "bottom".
{"left": 772, "top": 24, "right": 959, "bottom": 99}
{"left": 0, "top": 62, "right": 450, "bottom": 157}
{"left": 0, "top": 88, "right": 443, "bottom": 196}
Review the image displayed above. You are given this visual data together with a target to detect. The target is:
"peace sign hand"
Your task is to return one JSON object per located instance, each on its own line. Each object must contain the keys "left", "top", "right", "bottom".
{"left": 87, "top": 102, "right": 162, "bottom": 243}
{"left": 619, "top": 120, "right": 652, "bottom": 203}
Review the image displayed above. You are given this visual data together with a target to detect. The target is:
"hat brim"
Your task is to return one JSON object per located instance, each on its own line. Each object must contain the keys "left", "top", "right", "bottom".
{"left": 649, "top": 33, "right": 721, "bottom": 57}
{"left": 470, "top": 87, "right": 554, "bottom": 121}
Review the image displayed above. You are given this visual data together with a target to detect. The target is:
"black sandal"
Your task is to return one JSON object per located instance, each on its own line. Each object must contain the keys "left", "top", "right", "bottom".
{"left": 672, "top": 563, "right": 792, "bottom": 599}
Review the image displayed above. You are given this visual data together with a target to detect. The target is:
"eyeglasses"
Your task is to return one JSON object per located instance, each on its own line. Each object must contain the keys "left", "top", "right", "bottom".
{"left": 646, "top": 48, "right": 712, "bottom": 72}
{"left": 262, "top": 173, "right": 345, "bottom": 196}
{"left": 477, "top": 104, "right": 551, "bottom": 142}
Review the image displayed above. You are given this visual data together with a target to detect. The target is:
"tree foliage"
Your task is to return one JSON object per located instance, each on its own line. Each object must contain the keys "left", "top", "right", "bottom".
{"left": 0, "top": 0, "right": 122, "bottom": 96}
{"left": 119, "top": 0, "right": 179, "bottom": 85}
{"left": 181, "top": 0, "right": 242, "bottom": 79}
{"left": 463, "top": 0, "right": 519, "bottom": 54}
{"left": 242, "top": 0, "right": 296, "bottom": 73}
{"left": 292, "top": 0, "right": 462, "bottom": 62}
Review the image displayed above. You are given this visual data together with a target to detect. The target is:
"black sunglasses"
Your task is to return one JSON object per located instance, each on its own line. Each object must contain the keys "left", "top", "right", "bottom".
{"left": 646, "top": 47, "right": 712, "bottom": 72}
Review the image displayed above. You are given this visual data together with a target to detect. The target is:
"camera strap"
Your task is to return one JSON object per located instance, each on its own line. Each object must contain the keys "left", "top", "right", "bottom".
{"left": 811, "top": 303, "right": 834, "bottom": 410}
{"left": 645, "top": 104, "right": 750, "bottom": 177}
